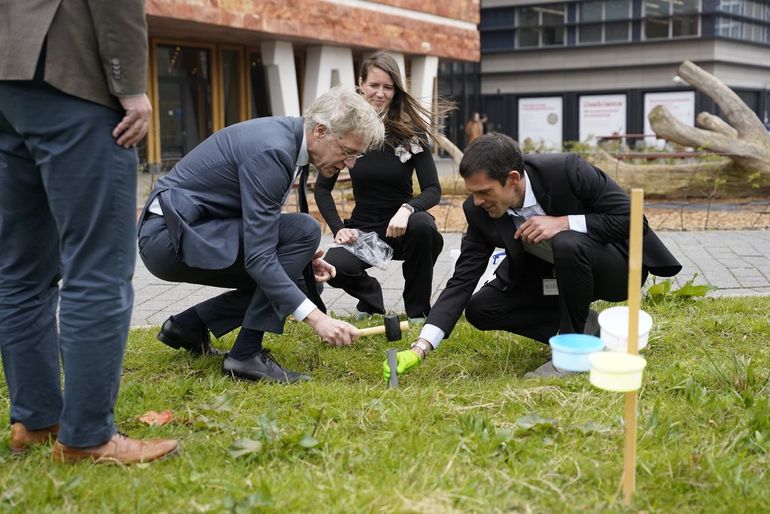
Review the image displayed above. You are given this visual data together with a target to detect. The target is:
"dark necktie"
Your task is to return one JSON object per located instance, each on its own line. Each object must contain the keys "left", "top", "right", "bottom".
{"left": 511, "top": 213, "right": 555, "bottom": 264}
{"left": 297, "top": 164, "right": 310, "bottom": 214}
{"left": 297, "top": 165, "right": 327, "bottom": 313}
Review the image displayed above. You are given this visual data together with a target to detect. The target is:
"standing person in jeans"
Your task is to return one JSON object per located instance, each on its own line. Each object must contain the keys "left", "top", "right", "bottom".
{"left": 314, "top": 51, "right": 449, "bottom": 322}
{"left": 0, "top": 0, "right": 178, "bottom": 463}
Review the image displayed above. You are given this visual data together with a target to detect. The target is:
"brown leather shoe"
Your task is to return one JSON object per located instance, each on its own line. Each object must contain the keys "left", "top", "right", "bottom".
{"left": 10, "top": 423, "right": 59, "bottom": 453}
{"left": 52, "top": 433, "right": 178, "bottom": 464}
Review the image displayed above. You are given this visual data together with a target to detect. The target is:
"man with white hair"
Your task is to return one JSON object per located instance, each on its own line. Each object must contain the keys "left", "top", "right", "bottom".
{"left": 138, "top": 86, "right": 384, "bottom": 383}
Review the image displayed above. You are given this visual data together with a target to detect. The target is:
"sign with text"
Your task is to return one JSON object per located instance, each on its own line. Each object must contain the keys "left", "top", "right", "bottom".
{"left": 518, "top": 97, "right": 563, "bottom": 150}
{"left": 579, "top": 94, "right": 627, "bottom": 145}
{"left": 643, "top": 91, "right": 695, "bottom": 148}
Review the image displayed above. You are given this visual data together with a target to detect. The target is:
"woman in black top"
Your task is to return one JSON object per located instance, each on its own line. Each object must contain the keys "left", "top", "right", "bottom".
{"left": 314, "top": 51, "right": 448, "bottom": 320}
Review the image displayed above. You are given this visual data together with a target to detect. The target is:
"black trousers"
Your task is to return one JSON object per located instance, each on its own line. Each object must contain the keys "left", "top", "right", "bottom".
{"left": 324, "top": 211, "right": 443, "bottom": 318}
{"left": 138, "top": 212, "right": 320, "bottom": 336}
{"left": 465, "top": 231, "right": 647, "bottom": 344}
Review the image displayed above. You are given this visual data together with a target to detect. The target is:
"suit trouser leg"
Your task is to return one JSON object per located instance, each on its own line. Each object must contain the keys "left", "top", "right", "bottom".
{"left": 0, "top": 83, "right": 136, "bottom": 447}
{"left": 139, "top": 212, "right": 320, "bottom": 336}
{"left": 465, "top": 274, "right": 561, "bottom": 344}
{"left": 323, "top": 247, "right": 386, "bottom": 315}
{"left": 551, "top": 231, "right": 639, "bottom": 334}
{"left": 389, "top": 211, "right": 443, "bottom": 318}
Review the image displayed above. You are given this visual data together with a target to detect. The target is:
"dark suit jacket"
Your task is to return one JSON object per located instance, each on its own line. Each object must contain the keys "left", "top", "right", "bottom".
{"left": 140, "top": 117, "right": 308, "bottom": 319}
{"left": 0, "top": 0, "right": 148, "bottom": 110}
{"left": 427, "top": 153, "right": 682, "bottom": 336}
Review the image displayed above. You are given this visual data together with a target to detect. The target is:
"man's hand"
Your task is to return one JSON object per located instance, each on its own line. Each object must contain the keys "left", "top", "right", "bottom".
{"left": 114, "top": 94, "right": 152, "bottom": 148}
{"left": 334, "top": 228, "right": 359, "bottom": 245}
{"left": 311, "top": 249, "right": 335, "bottom": 283}
{"left": 386, "top": 206, "right": 412, "bottom": 238}
{"left": 514, "top": 215, "right": 569, "bottom": 244}
{"left": 305, "top": 309, "right": 359, "bottom": 347}
{"left": 381, "top": 349, "right": 421, "bottom": 380}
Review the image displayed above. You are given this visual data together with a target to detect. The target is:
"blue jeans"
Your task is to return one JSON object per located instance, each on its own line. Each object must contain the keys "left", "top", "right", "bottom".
{"left": 0, "top": 81, "right": 137, "bottom": 447}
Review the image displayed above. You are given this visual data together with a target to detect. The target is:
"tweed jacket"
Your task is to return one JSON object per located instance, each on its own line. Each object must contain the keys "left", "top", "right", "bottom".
{"left": 0, "top": 0, "right": 148, "bottom": 110}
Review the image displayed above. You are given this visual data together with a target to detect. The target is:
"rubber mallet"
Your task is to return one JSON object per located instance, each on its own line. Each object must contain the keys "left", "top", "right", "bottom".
{"left": 357, "top": 315, "right": 409, "bottom": 341}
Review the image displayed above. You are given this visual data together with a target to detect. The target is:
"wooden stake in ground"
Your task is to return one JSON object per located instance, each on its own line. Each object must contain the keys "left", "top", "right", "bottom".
{"left": 623, "top": 189, "right": 644, "bottom": 504}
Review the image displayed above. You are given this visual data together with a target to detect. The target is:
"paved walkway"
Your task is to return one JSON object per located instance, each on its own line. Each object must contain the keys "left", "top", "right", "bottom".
{"left": 131, "top": 229, "right": 770, "bottom": 328}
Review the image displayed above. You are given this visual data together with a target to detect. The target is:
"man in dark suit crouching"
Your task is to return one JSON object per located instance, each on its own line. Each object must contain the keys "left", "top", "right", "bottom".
{"left": 384, "top": 133, "right": 681, "bottom": 378}
{"left": 138, "top": 86, "right": 384, "bottom": 383}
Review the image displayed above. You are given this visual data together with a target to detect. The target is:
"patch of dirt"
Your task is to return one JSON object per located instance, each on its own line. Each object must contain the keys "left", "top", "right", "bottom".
{"left": 306, "top": 195, "right": 770, "bottom": 234}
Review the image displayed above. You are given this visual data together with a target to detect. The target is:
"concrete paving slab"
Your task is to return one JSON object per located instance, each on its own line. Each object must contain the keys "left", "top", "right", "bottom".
{"left": 131, "top": 230, "right": 770, "bottom": 327}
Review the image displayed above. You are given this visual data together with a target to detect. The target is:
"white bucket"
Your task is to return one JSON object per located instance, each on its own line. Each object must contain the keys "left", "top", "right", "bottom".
{"left": 589, "top": 352, "right": 647, "bottom": 392}
{"left": 597, "top": 306, "right": 653, "bottom": 353}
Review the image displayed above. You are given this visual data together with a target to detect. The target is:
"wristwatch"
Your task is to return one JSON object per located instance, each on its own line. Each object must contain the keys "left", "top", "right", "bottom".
{"left": 401, "top": 203, "right": 415, "bottom": 214}
{"left": 410, "top": 339, "right": 433, "bottom": 356}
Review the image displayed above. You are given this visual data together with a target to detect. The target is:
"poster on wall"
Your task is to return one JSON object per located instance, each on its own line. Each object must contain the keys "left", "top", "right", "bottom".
{"left": 643, "top": 91, "right": 695, "bottom": 148}
{"left": 518, "top": 97, "right": 563, "bottom": 150}
{"left": 579, "top": 94, "right": 627, "bottom": 145}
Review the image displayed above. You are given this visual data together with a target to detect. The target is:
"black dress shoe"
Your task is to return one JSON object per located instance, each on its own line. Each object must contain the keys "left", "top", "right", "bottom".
{"left": 222, "top": 350, "right": 311, "bottom": 383}
{"left": 157, "top": 316, "right": 224, "bottom": 356}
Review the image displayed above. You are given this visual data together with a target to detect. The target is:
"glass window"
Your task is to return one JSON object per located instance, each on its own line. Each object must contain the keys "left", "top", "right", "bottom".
{"left": 580, "top": 1, "right": 603, "bottom": 22}
{"left": 156, "top": 45, "right": 213, "bottom": 164}
{"left": 718, "top": 0, "right": 742, "bottom": 14}
{"left": 645, "top": 0, "right": 668, "bottom": 17}
{"left": 482, "top": 30, "right": 516, "bottom": 51}
{"left": 606, "top": 0, "right": 631, "bottom": 20}
{"left": 481, "top": 7, "right": 515, "bottom": 28}
{"left": 717, "top": 16, "right": 742, "bottom": 37}
{"left": 673, "top": 14, "right": 700, "bottom": 36}
{"left": 518, "top": 27, "right": 540, "bottom": 47}
{"left": 645, "top": 17, "right": 670, "bottom": 38}
{"left": 675, "top": 0, "right": 700, "bottom": 14}
{"left": 516, "top": 4, "right": 565, "bottom": 47}
{"left": 541, "top": 5, "right": 566, "bottom": 26}
{"left": 543, "top": 24, "right": 565, "bottom": 45}
{"left": 606, "top": 21, "right": 630, "bottom": 40}
{"left": 519, "top": 7, "right": 540, "bottom": 27}
{"left": 221, "top": 49, "right": 243, "bottom": 127}
{"left": 644, "top": 0, "right": 701, "bottom": 39}
{"left": 578, "top": 0, "right": 631, "bottom": 43}
{"left": 249, "top": 53, "right": 272, "bottom": 119}
{"left": 579, "top": 24, "right": 603, "bottom": 43}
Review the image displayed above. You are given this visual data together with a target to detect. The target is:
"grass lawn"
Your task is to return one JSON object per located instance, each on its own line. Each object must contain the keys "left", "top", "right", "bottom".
{"left": 1, "top": 296, "right": 769, "bottom": 513}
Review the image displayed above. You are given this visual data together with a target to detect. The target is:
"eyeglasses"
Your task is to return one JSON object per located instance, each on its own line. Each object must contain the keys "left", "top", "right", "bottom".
{"left": 334, "top": 138, "right": 364, "bottom": 163}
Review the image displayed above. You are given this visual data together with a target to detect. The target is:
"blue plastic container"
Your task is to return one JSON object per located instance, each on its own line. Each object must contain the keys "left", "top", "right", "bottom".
{"left": 549, "top": 334, "right": 605, "bottom": 372}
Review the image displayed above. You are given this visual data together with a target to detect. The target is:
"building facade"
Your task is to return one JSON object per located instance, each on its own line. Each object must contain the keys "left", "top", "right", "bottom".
{"left": 478, "top": 0, "right": 770, "bottom": 149}
{"left": 140, "top": 0, "right": 480, "bottom": 170}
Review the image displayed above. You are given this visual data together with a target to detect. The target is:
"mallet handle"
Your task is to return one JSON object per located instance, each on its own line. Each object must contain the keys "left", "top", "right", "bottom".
{"left": 358, "top": 320, "right": 409, "bottom": 337}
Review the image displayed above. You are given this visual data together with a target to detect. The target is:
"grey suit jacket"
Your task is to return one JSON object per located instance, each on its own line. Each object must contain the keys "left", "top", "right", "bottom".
{"left": 142, "top": 117, "right": 309, "bottom": 319}
{"left": 0, "top": 0, "right": 148, "bottom": 110}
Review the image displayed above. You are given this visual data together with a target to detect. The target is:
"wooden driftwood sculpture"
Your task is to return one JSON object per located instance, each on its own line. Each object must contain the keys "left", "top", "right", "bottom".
{"left": 590, "top": 60, "right": 770, "bottom": 197}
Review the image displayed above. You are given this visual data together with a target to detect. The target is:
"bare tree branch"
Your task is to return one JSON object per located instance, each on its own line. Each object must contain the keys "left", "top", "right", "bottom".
{"left": 678, "top": 60, "right": 770, "bottom": 140}
{"left": 696, "top": 112, "right": 738, "bottom": 138}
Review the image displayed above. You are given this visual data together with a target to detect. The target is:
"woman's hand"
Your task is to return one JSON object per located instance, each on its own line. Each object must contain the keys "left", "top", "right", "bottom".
{"left": 386, "top": 206, "right": 412, "bottom": 238}
{"left": 334, "top": 228, "right": 359, "bottom": 245}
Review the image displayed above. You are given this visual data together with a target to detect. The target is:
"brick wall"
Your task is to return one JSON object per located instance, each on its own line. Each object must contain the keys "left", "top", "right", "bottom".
{"left": 145, "top": 0, "right": 480, "bottom": 61}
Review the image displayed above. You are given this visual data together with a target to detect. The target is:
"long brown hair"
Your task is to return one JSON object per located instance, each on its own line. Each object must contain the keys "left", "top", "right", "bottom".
{"left": 359, "top": 51, "right": 454, "bottom": 149}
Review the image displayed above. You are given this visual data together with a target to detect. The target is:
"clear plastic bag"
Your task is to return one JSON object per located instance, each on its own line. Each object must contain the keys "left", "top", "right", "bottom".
{"left": 329, "top": 230, "right": 393, "bottom": 270}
